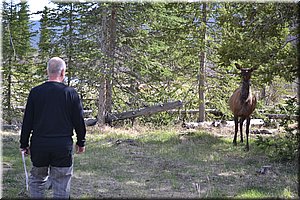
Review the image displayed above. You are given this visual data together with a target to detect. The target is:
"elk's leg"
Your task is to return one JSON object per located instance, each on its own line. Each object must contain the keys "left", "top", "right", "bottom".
{"left": 239, "top": 117, "right": 245, "bottom": 143}
{"left": 245, "top": 117, "right": 251, "bottom": 151}
{"left": 233, "top": 116, "right": 238, "bottom": 145}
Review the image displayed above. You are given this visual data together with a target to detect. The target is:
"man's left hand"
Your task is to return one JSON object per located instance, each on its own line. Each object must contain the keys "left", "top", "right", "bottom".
{"left": 75, "top": 145, "right": 85, "bottom": 154}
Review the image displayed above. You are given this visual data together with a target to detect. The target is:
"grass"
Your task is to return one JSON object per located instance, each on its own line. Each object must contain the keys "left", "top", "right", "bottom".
{"left": 1, "top": 125, "right": 299, "bottom": 199}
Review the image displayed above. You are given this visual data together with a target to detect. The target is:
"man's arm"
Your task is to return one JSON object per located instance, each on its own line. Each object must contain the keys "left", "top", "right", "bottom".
{"left": 71, "top": 90, "right": 86, "bottom": 149}
{"left": 20, "top": 91, "right": 34, "bottom": 150}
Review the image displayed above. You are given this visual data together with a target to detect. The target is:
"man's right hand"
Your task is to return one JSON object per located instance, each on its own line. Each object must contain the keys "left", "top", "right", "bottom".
{"left": 20, "top": 147, "right": 30, "bottom": 156}
{"left": 75, "top": 145, "right": 85, "bottom": 154}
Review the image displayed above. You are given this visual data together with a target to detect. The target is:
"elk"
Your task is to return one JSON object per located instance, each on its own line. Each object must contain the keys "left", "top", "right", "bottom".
{"left": 229, "top": 63, "right": 257, "bottom": 151}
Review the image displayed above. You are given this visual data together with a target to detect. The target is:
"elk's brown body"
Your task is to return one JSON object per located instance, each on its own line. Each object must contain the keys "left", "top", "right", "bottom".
{"left": 229, "top": 88, "right": 256, "bottom": 118}
{"left": 229, "top": 64, "right": 257, "bottom": 151}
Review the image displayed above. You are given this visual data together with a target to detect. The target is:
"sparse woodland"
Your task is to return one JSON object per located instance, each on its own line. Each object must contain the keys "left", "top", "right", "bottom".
{"left": 2, "top": 2, "right": 298, "bottom": 125}
{"left": 1, "top": 1, "right": 299, "bottom": 198}
{"left": 2, "top": 0, "right": 299, "bottom": 159}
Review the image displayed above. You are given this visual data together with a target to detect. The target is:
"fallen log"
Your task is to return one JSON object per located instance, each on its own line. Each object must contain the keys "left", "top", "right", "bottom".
{"left": 16, "top": 106, "right": 93, "bottom": 117}
{"left": 251, "top": 129, "right": 273, "bottom": 134}
{"left": 2, "top": 124, "right": 19, "bottom": 131}
{"left": 265, "top": 114, "right": 298, "bottom": 120}
{"left": 182, "top": 119, "right": 265, "bottom": 129}
{"left": 85, "top": 100, "right": 183, "bottom": 126}
{"left": 167, "top": 109, "right": 223, "bottom": 116}
{"left": 107, "top": 100, "right": 183, "bottom": 123}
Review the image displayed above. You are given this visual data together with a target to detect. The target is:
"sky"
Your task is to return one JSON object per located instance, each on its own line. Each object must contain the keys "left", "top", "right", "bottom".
{"left": 9, "top": 0, "right": 300, "bottom": 21}
{"left": 27, "top": 0, "right": 56, "bottom": 20}
{"left": 9, "top": 0, "right": 56, "bottom": 20}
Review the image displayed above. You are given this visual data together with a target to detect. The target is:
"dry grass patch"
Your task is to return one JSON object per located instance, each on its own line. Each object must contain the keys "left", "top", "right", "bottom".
{"left": 1, "top": 126, "right": 298, "bottom": 199}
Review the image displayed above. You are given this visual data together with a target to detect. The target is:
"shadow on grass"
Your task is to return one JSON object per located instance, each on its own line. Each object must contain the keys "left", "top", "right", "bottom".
{"left": 2, "top": 129, "right": 299, "bottom": 199}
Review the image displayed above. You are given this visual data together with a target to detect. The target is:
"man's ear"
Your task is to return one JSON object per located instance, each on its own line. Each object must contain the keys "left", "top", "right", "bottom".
{"left": 61, "top": 69, "right": 66, "bottom": 77}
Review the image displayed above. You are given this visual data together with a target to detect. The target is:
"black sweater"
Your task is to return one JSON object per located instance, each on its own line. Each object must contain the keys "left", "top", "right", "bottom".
{"left": 20, "top": 81, "right": 86, "bottom": 150}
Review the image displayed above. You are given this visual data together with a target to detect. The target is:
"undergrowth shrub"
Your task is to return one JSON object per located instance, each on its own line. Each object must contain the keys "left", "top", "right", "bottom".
{"left": 255, "top": 96, "right": 299, "bottom": 162}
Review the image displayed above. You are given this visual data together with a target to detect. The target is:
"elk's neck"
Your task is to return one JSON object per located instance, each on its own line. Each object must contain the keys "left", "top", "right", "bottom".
{"left": 241, "top": 80, "right": 251, "bottom": 102}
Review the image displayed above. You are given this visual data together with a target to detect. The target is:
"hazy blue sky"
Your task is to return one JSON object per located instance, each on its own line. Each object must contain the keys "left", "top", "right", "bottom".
{"left": 9, "top": 0, "right": 56, "bottom": 20}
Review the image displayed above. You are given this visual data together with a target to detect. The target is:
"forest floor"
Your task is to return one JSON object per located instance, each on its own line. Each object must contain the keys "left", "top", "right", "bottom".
{"left": 1, "top": 124, "right": 298, "bottom": 198}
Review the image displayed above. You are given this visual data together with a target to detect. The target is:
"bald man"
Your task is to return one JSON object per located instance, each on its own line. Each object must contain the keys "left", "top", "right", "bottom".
{"left": 20, "top": 57, "right": 86, "bottom": 199}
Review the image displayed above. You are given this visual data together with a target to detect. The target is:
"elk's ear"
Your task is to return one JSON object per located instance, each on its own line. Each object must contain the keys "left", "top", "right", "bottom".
{"left": 235, "top": 63, "right": 241, "bottom": 70}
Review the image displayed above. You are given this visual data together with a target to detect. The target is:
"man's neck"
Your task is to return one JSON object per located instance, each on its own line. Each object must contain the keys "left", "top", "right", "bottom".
{"left": 48, "top": 77, "right": 63, "bottom": 83}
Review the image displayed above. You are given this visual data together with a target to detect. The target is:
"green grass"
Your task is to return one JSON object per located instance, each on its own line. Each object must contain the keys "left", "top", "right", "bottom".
{"left": 1, "top": 127, "right": 299, "bottom": 199}
{"left": 237, "top": 186, "right": 296, "bottom": 198}
{"left": 237, "top": 188, "right": 269, "bottom": 198}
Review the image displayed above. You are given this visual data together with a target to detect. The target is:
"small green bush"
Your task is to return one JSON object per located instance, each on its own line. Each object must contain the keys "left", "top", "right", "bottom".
{"left": 255, "top": 97, "right": 299, "bottom": 162}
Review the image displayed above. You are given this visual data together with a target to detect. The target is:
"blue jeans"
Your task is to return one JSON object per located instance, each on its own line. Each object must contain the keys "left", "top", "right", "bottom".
{"left": 29, "top": 165, "right": 73, "bottom": 199}
{"left": 29, "top": 147, "right": 74, "bottom": 199}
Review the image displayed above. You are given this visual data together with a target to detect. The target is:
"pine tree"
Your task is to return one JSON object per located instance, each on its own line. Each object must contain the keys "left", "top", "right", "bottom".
{"left": 12, "top": 1, "right": 296, "bottom": 126}
{"left": 1, "top": 1, "right": 35, "bottom": 124}
{"left": 38, "top": 6, "right": 54, "bottom": 59}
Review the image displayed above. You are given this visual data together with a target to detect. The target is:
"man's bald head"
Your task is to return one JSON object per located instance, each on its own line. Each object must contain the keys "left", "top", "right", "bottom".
{"left": 47, "top": 57, "right": 66, "bottom": 76}
{"left": 47, "top": 57, "right": 66, "bottom": 82}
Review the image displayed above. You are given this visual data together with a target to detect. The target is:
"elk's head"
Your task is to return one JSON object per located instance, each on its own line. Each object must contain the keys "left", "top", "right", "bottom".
{"left": 235, "top": 63, "right": 258, "bottom": 82}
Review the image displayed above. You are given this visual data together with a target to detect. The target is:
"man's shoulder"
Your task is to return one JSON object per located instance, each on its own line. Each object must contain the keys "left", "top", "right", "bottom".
{"left": 31, "top": 82, "right": 76, "bottom": 93}
{"left": 64, "top": 85, "right": 77, "bottom": 93}
{"left": 62, "top": 85, "right": 80, "bottom": 98}
{"left": 30, "top": 82, "right": 46, "bottom": 93}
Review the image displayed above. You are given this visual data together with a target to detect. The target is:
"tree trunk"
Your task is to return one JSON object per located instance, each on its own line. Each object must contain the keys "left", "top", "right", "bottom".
{"left": 6, "top": 3, "right": 15, "bottom": 125}
{"left": 7, "top": 58, "right": 12, "bottom": 124}
{"left": 198, "top": 2, "right": 207, "bottom": 122}
{"left": 260, "top": 86, "right": 268, "bottom": 105}
{"left": 97, "top": 7, "right": 108, "bottom": 127}
{"left": 67, "top": 3, "right": 74, "bottom": 86}
{"left": 105, "top": 5, "right": 117, "bottom": 114}
{"left": 67, "top": 56, "right": 72, "bottom": 86}
{"left": 97, "top": 74, "right": 107, "bottom": 125}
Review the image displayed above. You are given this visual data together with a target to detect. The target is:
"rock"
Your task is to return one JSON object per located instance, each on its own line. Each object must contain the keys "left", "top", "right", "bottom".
{"left": 256, "top": 165, "right": 272, "bottom": 174}
{"left": 115, "top": 139, "right": 137, "bottom": 146}
{"left": 85, "top": 118, "right": 97, "bottom": 126}
{"left": 211, "top": 120, "right": 227, "bottom": 127}
{"left": 251, "top": 119, "right": 265, "bottom": 126}
{"left": 251, "top": 129, "right": 273, "bottom": 134}
{"left": 182, "top": 122, "right": 200, "bottom": 129}
{"left": 2, "top": 124, "right": 19, "bottom": 131}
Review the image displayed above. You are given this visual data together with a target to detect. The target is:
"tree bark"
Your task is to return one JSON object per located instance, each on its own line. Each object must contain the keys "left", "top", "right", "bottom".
{"left": 7, "top": 58, "right": 12, "bottom": 124}
{"left": 97, "top": 7, "right": 108, "bottom": 127}
{"left": 105, "top": 5, "right": 117, "bottom": 114}
{"left": 67, "top": 3, "right": 74, "bottom": 86}
{"left": 97, "top": 74, "right": 107, "bottom": 125}
{"left": 198, "top": 2, "right": 207, "bottom": 122}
